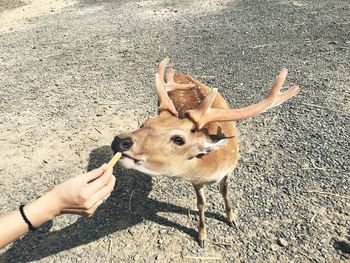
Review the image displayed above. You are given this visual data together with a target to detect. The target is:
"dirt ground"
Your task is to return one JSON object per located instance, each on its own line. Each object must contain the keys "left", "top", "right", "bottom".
{"left": 0, "top": 0, "right": 25, "bottom": 13}
{"left": 0, "top": 0, "right": 349, "bottom": 262}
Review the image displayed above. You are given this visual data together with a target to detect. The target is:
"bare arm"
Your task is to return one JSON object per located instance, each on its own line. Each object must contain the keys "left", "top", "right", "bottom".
{"left": 0, "top": 191, "right": 58, "bottom": 248}
{"left": 0, "top": 164, "right": 116, "bottom": 248}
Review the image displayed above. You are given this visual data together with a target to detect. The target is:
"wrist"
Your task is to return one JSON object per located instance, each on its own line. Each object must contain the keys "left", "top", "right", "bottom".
{"left": 44, "top": 186, "right": 64, "bottom": 218}
{"left": 22, "top": 189, "right": 61, "bottom": 228}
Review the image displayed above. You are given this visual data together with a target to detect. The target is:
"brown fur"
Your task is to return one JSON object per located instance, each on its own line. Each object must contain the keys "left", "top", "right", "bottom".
{"left": 169, "top": 73, "right": 239, "bottom": 184}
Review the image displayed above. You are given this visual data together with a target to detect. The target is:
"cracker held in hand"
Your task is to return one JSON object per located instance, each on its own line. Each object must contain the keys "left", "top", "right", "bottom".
{"left": 107, "top": 152, "right": 122, "bottom": 169}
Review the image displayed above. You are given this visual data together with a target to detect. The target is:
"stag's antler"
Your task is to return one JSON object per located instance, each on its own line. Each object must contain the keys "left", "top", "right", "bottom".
{"left": 186, "top": 69, "right": 300, "bottom": 129}
{"left": 156, "top": 58, "right": 196, "bottom": 116}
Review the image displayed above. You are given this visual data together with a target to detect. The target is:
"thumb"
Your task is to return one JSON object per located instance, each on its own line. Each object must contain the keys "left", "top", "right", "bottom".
{"left": 86, "top": 164, "right": 107, "bottom": 182}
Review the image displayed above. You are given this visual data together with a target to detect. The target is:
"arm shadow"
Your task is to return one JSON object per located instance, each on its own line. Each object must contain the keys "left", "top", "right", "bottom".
{"left": 2, "top": 145, "right": 227, "bottom": 262}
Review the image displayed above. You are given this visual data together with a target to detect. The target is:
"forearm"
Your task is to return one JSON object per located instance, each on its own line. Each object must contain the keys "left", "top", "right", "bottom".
{"left": 0, "top": 191, "right": 59, "bottom": 248}
{"left": 0, "top": 209, "right": 28, "bottom": 248}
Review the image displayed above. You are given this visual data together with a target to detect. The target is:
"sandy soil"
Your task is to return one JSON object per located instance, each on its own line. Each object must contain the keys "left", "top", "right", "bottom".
{"left": 0, "top": 0, "right": 75, "bottom": 32}
{"left": 0, "top": 0, "right": 26, "bottom": 13}
{"left": 0, "top": 0, "right": 349, "bottom": 262}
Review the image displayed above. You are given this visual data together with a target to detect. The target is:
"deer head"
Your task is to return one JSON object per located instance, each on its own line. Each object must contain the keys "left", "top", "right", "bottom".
{"left": 112, "top": 58, "right": 299, "bottom": 178}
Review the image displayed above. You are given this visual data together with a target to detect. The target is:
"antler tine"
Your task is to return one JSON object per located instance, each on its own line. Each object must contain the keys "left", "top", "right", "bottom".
{"left": 166, "top": 68, "right": 196, "bottom": 92}
{"left": 166, "top": 68, "right": 175, "bottom": 84}
{"left": 265, "top": 68, "right": 300, "bottom": 108}
{"left": 156, "top": 58, "right": 178, "bottom": 116}
{"left": 274, "top": 85, "right": 300, "bottom": 107}
{"left": 156, "top": 58, "right": 196, "bottom": 116}
{"left": 186, "top": 68, "right": 300, "bottom": 130}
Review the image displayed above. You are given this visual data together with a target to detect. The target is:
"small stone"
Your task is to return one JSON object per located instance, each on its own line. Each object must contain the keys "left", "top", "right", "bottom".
{"left": 308, "top": 228, "right": 316, "bottom": 236}
{"left": 96, "top": 113, "right": 103, "bottom": 117}
{"left": 158, "top": 229, "right": 167, "bottom": 234}
{"left": 271, "top": 244, "right": 280, "bottom": 251}
{"left": 133, "top": 254, "right": 142, "bottom": 261}
{"left": 278, "top": 238, "right": 288, "bottom": 247}
{"left": 157, "top": 239, "right": 163, "bottom": 245}
{"left": 128, "top": 227, "right": 137, "bottom": 236}
{"left": 292, "top": 1, "right": 302, "bottom": 7}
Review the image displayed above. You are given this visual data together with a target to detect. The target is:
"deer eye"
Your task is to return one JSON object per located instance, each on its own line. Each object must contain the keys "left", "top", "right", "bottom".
{"left": 171, "top": 136, "right": 186, "bottom": 146}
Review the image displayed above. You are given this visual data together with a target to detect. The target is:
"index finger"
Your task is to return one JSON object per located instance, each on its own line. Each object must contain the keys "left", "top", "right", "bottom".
{"left": 85, "top": 164, "right": 107, "bottom": 183}
{"left": 86, "top": 167, "right": 113, "bottom": 194}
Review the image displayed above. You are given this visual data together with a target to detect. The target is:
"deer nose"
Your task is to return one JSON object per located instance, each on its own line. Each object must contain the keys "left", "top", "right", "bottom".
{"left": 120, "top": 138, "right": 133, "bottom": 150}
{"left": 111, "top": 136, "right": 134, "bottom": 153}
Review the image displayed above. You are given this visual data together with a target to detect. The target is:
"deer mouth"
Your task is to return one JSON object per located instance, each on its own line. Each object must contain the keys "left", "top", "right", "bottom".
{"left": 121, "top": 153, "right": 142, "bottom": 165}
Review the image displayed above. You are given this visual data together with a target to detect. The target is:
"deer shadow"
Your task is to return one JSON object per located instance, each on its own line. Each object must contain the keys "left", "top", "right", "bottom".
{"left": 2, "top": 145, "right": 228, "bottom": 262}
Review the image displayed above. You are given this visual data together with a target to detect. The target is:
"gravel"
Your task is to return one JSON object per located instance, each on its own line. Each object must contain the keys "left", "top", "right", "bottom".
{"left": 0, "top": 0, "right": 349, "bottom": 262}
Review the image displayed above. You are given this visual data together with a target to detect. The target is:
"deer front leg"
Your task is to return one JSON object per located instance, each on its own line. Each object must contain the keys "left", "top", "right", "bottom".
{"left": 219, "top": 175, "right": 237, "bottom": 228}
{"left": 193, "top": 184, "right": 206, "bottom": 248}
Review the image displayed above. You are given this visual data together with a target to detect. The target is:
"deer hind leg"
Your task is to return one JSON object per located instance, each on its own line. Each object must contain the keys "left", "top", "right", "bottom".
{"left": 193, "top": 184, "right": 206, "bottom": 248}
{"left": 219, "top": 175, "right": 237, "bottom": 228}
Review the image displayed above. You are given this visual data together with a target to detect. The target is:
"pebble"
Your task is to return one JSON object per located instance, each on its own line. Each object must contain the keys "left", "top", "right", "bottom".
{"left": 133, "top": 254, "right": 142, "bottom": 261}
{"left": 271, "top": 244, "right": 280, "bottom": 251}
{"left": 158, "top": 229, "right": 167, "bottom": 234}
{"left": 278, "top": 238, "right": 288, "bottom": 247}
{"left": 128, "top": 227, "right": 137, "bottom": 236}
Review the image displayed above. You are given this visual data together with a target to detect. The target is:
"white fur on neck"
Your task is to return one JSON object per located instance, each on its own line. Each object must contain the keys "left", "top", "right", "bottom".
{"left": 118, "top": 157, "right": 162, "bottom": 176}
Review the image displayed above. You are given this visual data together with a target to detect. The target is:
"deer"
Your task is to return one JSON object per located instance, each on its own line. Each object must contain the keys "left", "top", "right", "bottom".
{"left": 111, "top": 58, "right": 300, "bottom": 247}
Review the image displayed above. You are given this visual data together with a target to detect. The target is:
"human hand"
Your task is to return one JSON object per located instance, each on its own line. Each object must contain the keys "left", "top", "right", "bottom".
{"left": 0, "top": 164, "right": 116, "bottom": 248}
{"left": 49, "top": 164, "right": 116, "bottom": 218}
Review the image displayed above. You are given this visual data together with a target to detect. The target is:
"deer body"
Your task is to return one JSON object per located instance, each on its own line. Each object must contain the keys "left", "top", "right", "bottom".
{"left": 112, "top": 58, "right": 299, "bottom": 247}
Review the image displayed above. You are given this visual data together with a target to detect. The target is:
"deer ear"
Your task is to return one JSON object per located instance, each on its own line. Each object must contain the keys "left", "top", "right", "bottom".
{"left": 201, "top": 134, "right": 231, "bottom": 154}
{"left": 189, "top": 134, "right": 232, "bottom": 159}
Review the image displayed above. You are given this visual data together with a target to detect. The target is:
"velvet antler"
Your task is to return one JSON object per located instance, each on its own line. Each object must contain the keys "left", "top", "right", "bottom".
{"left": 156, "top": 58, "right": 195, "bottom": 116}
{"left": 186, "top": 68, "right": 300, "bottom": 129}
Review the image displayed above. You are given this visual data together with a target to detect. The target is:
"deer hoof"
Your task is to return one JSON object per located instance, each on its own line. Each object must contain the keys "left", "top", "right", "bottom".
{"left": 198, "top": 239, "right": 205, "bottom": 248}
